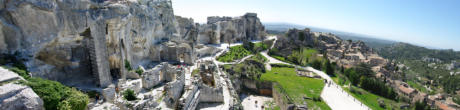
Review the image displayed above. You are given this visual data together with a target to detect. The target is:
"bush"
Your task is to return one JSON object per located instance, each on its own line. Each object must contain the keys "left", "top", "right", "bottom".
{"left": 270, "top": 63, "right": 294, "bottom": 68}
{"left": 415, "top": 101, "right": 429, "bottom": 110}
{"left": 135, "top": 68, "right": 144, "bottom": 76}
{"left": 62, "top": 88, "right": 89, "bottom": 110}
{"left": 57, "top": 100, "right": 72, "bottom": 110}
{"left": 311, "top": 59, "right": 322, "bottom": 70}
{"left": 453, "top": 95, "right": 460, "bottom": 105}
{"left": 124, "top": 59, "right": 132, "bottom": 71}
{"left": 123, "top": 89, "right": 137, "bottom": 101}
{"left": 20, "top": 77, "right": 89, "bottom": 110}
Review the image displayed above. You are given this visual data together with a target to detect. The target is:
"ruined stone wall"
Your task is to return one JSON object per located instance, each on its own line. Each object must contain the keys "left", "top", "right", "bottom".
{"left": 198, "top": 83, "right": 224, "bottom": 103}
{"left": 273, "top": 84, "right": 295, "bottom": 110}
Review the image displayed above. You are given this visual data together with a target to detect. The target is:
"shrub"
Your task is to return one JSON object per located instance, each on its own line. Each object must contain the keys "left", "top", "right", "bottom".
{"left": 62, "top": 88, "right": 89, "bottom": 110}
{"left": 123, "top": 89, "right": 137, "bottom": 101}
{"left": 311, "top": 59, "right": 322, "bottom": 70}
{"left": 124, "top": 59, "right": 132, "bottom": 71}
{"left": 20, "top": 77, "right": 89, "bottom": 110}
{"left": 57, "top": 100, "right": 72, "bottom": 110}
{"left": 270, "top": 63, "right": 294, "bottom": 68}
{"left": 453, "top": 95, "right": 460, "bottom": 105}
{"left": 135, "top": 68, "right": 144, "bottom": 76}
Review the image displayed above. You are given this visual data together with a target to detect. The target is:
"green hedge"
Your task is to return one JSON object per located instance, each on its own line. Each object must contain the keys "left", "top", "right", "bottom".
{"left": 123, "top": 89, "right": 137, "bottom": 101}
{"left": 270, "top": 63, "right": 294, "bottom": 68}
{"left": 20, "top": 78, "right": 89, "bottom": 110}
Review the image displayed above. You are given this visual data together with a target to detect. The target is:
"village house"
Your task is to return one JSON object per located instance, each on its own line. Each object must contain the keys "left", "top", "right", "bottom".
{"left": 398, "top": 83, "right": 417, "bottom": 99}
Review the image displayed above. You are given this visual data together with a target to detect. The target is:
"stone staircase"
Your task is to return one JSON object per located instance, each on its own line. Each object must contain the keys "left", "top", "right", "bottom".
{"left": 87, "top": 38, "right": 101, "bottom": 86}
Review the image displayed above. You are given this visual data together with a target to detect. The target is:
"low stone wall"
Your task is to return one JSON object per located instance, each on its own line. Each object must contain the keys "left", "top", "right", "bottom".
{"left": 198, "top": 83, "right": 224, "bottom": 103}
{"left": 241, "top": 78, "right": 273, "bottom": 96}
{"left": 180, "top": 85, "right": 200, "bottom": 110}
{"left": 272, "top": 83, "right": 295, "bottom": 110}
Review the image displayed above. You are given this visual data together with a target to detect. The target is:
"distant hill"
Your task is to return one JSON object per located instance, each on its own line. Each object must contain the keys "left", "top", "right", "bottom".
{"left": 264, "top": 22, "right": 396, "bottom": 49}
{"left": 378, "top": 42, "right": 460, "bottom": 62}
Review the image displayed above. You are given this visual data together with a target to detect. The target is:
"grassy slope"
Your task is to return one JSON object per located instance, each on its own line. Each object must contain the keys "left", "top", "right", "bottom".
{"left": 217, "top": 42, "right": 269, "bottom": 62}
{"left": 329, "top": 75, "right": 403, "bottom": 110}
{"left": 343, "top": 86, "right": 404, "bottom": 110}
{"left": 260, "top": 67, "right": 331, "bottom": 110}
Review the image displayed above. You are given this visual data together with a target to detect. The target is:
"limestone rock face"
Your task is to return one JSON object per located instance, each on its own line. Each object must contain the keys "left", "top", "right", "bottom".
{"left": 0, "top": 83, "right": 44, "bottom": 110}
{"left": 0, "top": 0, "right": 265, "bottom": 91}
{"left": 0, "top": 0, "right": 183, "bottom": 88}
{"left": 196, "top": 13, "right": 266, "bottom": 44}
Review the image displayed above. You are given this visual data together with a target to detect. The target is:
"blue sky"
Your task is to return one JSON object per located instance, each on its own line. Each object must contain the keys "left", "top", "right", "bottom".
{"left": 172, "top": 0, "right": 460, "bottom": 50}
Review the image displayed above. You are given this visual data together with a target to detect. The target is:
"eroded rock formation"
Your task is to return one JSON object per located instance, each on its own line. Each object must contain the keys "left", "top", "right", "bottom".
{"left": 0, "top": 0, "right": 266, "bottom": 89}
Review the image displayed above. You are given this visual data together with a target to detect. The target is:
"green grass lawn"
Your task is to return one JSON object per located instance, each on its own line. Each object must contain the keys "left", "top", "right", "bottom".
{"left": 260, "top": 67, "right": 331, "bottom": 110}
{"left": 250, "top": 53, "right": 268, "bottom": 63}
{"left": 407, "top": 81, "right": 428, "bottom": 93}
{"left": 217, "top": 45, "right": 252, "bottom": 62}
{"left": 343, "top": 86, "right": 403, "bottom": 110}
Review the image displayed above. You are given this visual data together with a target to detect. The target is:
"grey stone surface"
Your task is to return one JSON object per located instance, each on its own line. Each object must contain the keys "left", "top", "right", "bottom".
{"left": 121, "top": 79, "right": 142, "bottom": 94}
{"left": 0, "top": 83, "right": 44, "bottom": 110}
{"left": 141, "top": 64, "right": 163, "bottom": 89}
{"left": 102, "top": 84, "right": 116, "bottom": 103}
{"left": 0, "top": 67, "right": 21, "bottom": 83}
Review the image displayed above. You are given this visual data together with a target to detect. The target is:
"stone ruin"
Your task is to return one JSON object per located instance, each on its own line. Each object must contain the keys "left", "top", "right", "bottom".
{"left": 0, "top": 0, "right": 267, "bottom": 109}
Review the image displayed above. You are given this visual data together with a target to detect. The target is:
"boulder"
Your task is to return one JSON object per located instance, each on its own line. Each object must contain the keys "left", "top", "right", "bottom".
{"left": 102, "top": 84, "right": 116, "bottom": 103}
{"left": 0, "top": 83, "right": 44, "bottom": 110}
{"left": 126, "top": 71, "right": 141, "bottom": 79}
{"left": 122, "top": 79, "right": 142, "bottom": 94}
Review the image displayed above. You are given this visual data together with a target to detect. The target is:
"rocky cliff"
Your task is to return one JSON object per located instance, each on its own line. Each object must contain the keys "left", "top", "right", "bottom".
{"left": 176, "top": 13, "right": 266, "bottom": 44}
{"left": 0, "top": 0, "right": 266, "bottom": 89}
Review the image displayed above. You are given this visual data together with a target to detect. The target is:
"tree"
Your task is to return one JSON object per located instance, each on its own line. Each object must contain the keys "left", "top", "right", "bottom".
{"left": 355, "top": 63, "right": 373, "bottom": 77}
{"left": 311, "top": 59, "right": 322, "bottom": 70}
{"left": 341, "top": 65, "right": 345, "bottom": 74}
{"left": 415, "top": 100, "right": 428, "bottom": 110}
{"left": 325, "top": 60, "right": 335, "bottom": 76}
{"left": 298, "top": 31, "right": 305, "bottom": 41}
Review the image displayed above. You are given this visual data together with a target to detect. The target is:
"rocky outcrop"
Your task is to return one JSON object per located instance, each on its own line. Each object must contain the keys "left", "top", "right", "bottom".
{"left": 0, "top": 0, "right": 195, "bottom": 88}
{"left": 0, "top": 83, "right": 44, "bottom": 110}
{"left": 196, "top": 13, "right": 266, "bottom": 44}
{"left": 0, "top": 67, "right": 43, "bottom": 110}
